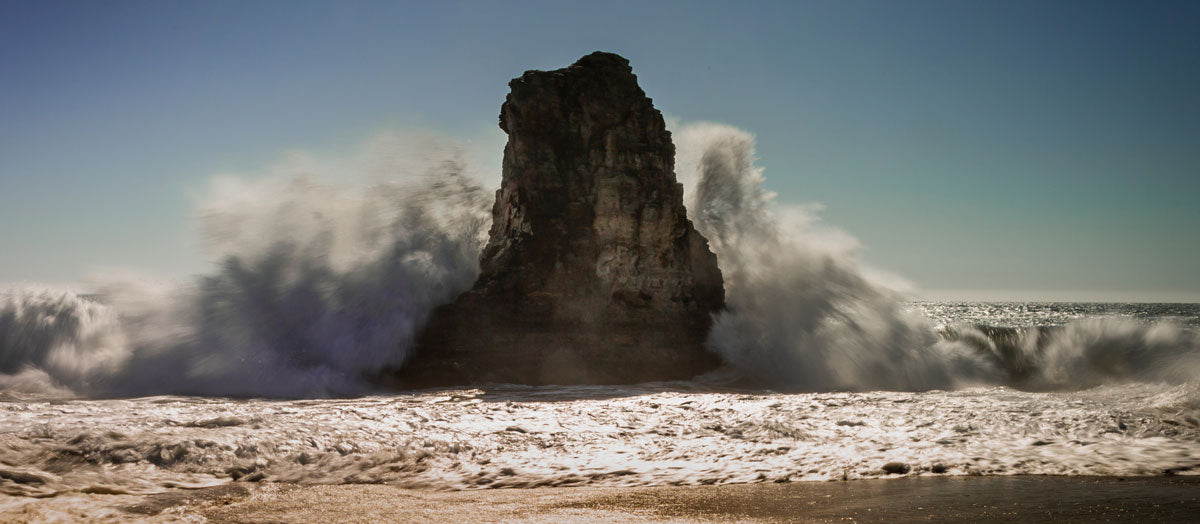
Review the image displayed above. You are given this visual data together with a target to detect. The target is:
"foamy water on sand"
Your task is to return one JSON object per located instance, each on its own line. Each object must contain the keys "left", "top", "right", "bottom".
{"left": 3, "top": 379, "right": 1198, "bottom": 501}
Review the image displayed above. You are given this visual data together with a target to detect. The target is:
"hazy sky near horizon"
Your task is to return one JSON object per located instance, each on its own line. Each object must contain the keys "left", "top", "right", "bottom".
{"left": 2, "top": 1, "right": 1198, "bottom": 301}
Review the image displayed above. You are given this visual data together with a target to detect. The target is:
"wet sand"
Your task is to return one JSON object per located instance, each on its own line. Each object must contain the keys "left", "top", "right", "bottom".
{"left": 116, "top": 476, "right": 1200, "bottom": 523}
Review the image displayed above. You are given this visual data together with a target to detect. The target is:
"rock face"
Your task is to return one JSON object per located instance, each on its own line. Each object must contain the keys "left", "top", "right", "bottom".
{"left": 397, "top": 52, "right": 724, "bottom": 386}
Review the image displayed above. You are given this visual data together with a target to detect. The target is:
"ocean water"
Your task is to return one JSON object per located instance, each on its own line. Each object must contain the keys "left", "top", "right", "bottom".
{"left": 915, "top": 301, "right": 1200, "bottom": 329}
{"left": 2, "top": 126, "right": 1198, "bottom": 517}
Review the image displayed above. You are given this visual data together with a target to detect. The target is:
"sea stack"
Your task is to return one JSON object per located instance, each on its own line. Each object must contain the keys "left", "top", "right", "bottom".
{"left": 398, "top": 52, "right": 725, "bottom": 386}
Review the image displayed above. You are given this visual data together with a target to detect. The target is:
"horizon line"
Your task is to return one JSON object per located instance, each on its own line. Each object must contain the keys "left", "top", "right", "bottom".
{"left": 915, "top": 289, "right": 1200, "bottom": 304}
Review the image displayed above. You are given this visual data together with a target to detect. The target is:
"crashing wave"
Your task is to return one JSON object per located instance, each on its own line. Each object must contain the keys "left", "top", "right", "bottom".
{"left": 1, "top": 128, "right": 1198, "bottom": 397}
{"left": 677, "top": 122, "right": 1200, "bottom": 392}
{"left": 2, "top": 135, "right": 491, "bottom": 397}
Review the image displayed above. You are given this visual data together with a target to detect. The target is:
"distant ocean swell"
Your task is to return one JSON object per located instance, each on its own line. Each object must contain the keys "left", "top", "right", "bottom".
{"left": 2, "top": 125, "right": 1198, "bottom": 398}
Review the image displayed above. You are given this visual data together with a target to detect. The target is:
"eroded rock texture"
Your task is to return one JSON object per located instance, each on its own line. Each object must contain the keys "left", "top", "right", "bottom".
{"left": 397, "top": 52, "right": 724, "bottom": 386}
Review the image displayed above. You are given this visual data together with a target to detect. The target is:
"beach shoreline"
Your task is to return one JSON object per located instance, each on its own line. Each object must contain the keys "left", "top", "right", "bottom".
{"left": 8, "top": 475, "right": 1193, "bottom": 523}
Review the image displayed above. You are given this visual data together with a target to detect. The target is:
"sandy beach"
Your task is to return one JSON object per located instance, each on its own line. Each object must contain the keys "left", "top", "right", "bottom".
{"left": 4, "top": 475, "right": 1184, "bottom": 523}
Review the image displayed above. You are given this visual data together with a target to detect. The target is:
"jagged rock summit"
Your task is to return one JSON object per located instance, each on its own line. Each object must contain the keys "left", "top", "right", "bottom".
{"left": 397, "top": 52, "right": 725, "bottom": 386}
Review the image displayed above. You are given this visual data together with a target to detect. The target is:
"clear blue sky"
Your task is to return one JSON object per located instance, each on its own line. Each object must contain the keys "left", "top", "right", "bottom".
{"left": 2, "top": 0, "right": 1198, "bottom": 301}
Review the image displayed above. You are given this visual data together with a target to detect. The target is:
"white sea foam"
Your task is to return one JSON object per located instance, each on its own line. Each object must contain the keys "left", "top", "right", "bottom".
{"left": 0, "top": 383, "right": 1196, "bottom": 499}
{"left": 0, "top": 288, "right": 128, "bottom": 397}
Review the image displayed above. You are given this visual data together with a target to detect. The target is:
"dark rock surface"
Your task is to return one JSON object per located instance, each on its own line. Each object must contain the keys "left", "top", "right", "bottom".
{"left": 882, "top": 462, "right": 912, "bottom": 475}
{"left": 395, "top": 52, "right": 725, "bottom": 387}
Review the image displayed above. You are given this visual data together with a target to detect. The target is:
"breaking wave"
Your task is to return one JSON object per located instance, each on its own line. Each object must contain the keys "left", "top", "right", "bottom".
{"left": 2, "top": 134, "right": 491, "bottom": 397}
{"left": 676, "top": 122, "right": 1200, "bottom": 391}
{"left": 939, "top": 320, "right": 1200, "bottom": 390}
{"left": 1, "top": 126, "right": 1198, "bottom": 397}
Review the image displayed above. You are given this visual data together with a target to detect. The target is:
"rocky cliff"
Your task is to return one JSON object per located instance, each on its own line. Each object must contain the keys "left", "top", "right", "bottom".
{"left": 396, "top": 52, "right": 725, "bottom": 386}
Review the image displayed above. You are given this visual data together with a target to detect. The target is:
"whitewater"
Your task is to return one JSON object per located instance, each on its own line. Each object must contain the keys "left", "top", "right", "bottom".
{"left": 2, "top": 125, "right": 1199, "bottom": 511}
